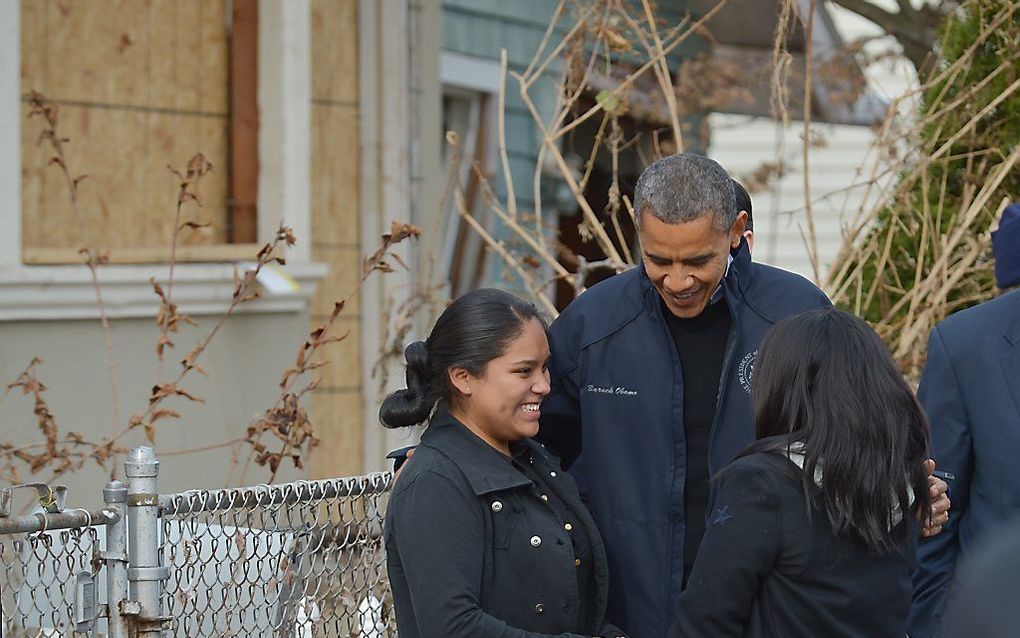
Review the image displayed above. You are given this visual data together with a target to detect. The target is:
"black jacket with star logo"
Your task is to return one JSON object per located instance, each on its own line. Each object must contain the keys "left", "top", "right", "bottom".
{"left": 670, "top": 448, "right": 917, "bottom": 637}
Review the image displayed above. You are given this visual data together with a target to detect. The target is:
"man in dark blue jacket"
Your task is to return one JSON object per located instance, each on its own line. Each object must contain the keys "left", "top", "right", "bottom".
{"left": 539, "top": 153, "right": 950, "bottom": 638}
{"left": 909, "top": 204, "right": 1020, "bottom": 638}
{"left": 537, "top": 153, "right": 832, "bottom": 637}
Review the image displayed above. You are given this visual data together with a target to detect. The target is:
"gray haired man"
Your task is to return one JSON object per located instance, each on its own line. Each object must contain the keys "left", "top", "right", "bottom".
{"left": 538, "top": 153, "right": 950, "bottom": 638}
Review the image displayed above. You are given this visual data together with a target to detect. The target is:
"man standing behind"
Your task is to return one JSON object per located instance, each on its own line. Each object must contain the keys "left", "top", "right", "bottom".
{"left": 733, "top": 178, "right": 755, "bottom": 251}
{"left": 910, "top": 203, "right": 1020, "bottom": 637}
{"left": 537, "top": 153, "right": 832, "bottom": 637}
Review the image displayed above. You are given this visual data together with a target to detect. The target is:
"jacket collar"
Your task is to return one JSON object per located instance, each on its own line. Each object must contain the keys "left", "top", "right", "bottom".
{"left": 420, "top": 406, "right": 533, "bottom": 496}
{"left": 1004, "top": 288, "right": 1020, "bottom": 348}
{"left": 1000, "top": 290, "right": 1020, "bottom": 418}
{"left": 637, "top": 237, "right": 753, "bottom": 314}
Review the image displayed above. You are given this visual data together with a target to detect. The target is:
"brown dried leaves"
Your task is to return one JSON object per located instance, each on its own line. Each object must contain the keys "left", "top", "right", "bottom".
{"left": 362, "top": 221, "right": 422, "bottom": 275}
{"left": 8, "top": 358, "right": 58, "bottom": 461}
{"left": 152, "top": 277, "right": 197, "bottom": 357}
{"left": 246, "top": 393, "right": 319, "bottom": 474}
{"left": 154, "top": 154, "right": 213, "bottom": 362}
{"left": 169, "top": 153, "right": 214, "bottom": 207}
{"left": 1, "top": 358, "right": 118, "bottom": 481}
{"left": 246, "top": 221, "right": 419, "bottom": 479}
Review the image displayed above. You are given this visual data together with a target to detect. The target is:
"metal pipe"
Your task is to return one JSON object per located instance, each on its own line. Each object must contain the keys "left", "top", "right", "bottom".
{"left": 104, "top": 479, "right": 130, "bottom": 638}
{"left": 125, "top": 445, "right": 168, "bottom": 636}
{"left": 0, "top": 507, "right": 118, "bottom": 535}
{"left": 158, "top": 471, "right": 393, "bottom": 516}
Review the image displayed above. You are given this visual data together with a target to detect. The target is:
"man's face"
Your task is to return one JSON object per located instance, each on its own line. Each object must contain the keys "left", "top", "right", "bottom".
{"left": 639, "top": 209, "right": 746, "bottom": 319}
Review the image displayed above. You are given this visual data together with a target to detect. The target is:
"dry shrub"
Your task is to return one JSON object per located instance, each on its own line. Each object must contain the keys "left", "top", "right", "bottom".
{"left": 827, "top": 0, "right": 1019, "bottom": 379}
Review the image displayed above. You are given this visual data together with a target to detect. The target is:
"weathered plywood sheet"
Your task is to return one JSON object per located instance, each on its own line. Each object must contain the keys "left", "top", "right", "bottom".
{"left": 309, "top": 0, "right": 363, "bottom": 476}
{"left": 24, "top": 243, "right": 260, "bottom": 265}
{"left": 21, "top": 0, "right": 231, "bottom": 262}
{"left": 309, "top": 386, "right": 364, "bottom": 478}
{"left": 316, "top": 327, "right": 363, "bottom": 390}
{"left": 311, "top": 246, "right": 362, "bottom": 316}
{"left": 310, "top": 103, "right": 360, "bottom": 245}
{"left": 147, "top": 0, "right": 231, "bottom": 114}
{"left": 311, "top": 0, "right": 359, "bottom": 104}
{"left": 22, "top": 104, "right": 230, "bottom": 255}
{"left": 28, "top": 0, "right": 228, "bottom": 111}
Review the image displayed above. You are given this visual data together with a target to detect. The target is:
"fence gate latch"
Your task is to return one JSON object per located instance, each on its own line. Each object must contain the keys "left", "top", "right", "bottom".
{"left": 0, "top": 482, "right": 68, "bottom": 517}
{"left": 75, "top": 571, "right": 98, "bottom": 633}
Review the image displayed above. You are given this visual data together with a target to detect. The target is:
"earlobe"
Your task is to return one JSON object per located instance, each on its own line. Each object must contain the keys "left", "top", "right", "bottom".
{"left": 449, "top": 367, "right": 473, "bottom": 396}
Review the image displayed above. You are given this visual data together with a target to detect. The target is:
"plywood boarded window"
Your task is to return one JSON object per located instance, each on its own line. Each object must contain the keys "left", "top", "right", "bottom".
{"left": 20, "top": 0, "right": 259, "bottom": 264}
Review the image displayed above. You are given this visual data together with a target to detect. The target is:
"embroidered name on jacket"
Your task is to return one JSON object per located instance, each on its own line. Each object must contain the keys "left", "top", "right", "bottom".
{"left": 585, "top": 384, "right": 639, "bottom": 396}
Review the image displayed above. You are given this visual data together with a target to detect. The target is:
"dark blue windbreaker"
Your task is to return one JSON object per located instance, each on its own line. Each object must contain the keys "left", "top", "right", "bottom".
{"left": 537, "top": 243, "right": 831, "bottom": 638}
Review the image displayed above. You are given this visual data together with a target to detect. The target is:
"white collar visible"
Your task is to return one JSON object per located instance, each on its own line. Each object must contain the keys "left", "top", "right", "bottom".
{"left": 783, "top": 444, "right": 914, "bottom": 526}
{"left": 707, "top": 254, "right": 734, "bottom": 306}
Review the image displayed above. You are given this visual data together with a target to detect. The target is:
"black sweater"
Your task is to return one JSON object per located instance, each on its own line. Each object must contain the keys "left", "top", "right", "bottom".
{"left": 669, "top": 451, "right": 917, "bottom": 638}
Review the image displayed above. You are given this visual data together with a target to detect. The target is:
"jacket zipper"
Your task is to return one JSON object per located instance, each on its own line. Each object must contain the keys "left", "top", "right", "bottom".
{"left": 706, "top": 269, "right": 742, "bottom": 479}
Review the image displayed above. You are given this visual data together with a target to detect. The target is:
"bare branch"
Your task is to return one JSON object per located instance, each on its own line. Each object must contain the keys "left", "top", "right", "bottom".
{"left": 26, "top": 91, "right": 122, "bottom": 437}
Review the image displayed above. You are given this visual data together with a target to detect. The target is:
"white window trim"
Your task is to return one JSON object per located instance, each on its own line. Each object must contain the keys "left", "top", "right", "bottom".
{"left": 0, "top": 262, "right": 327, "bottom": 321}
{"left": 0, "top": 0, "right": 322, "bottom": 321}
{"left": 440, "top": 51, "right": 503, "bottom": 94}
{"left": 438, "top": 52, "right": 503, "bottom": 295}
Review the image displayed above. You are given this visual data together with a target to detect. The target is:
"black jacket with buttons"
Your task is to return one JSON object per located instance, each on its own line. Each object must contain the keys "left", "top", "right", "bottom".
{"left": 385, "top": 408, "right": 625, "bottom": 637}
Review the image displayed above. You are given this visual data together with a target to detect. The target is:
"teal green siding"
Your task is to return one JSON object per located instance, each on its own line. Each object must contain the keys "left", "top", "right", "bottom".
{"left": 443, "top": 0, "right": 562, "bottom": 209}
{"left": 441, "top": 1, "right": 709, "bottom": 286}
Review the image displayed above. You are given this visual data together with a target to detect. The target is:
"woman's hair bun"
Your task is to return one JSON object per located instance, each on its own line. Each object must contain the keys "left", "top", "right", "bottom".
{"left": 404, "top": 341, "right": 430, "bottom": 381}
{"left": 378, "top": 341, "right": 434, "bottom": 428}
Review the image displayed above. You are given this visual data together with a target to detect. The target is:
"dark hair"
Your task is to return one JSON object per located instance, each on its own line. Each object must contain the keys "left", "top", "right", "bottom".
{"left": 632, "top": 153, "right": 737, "bottom": 231}
{"left": 746, "top": 307, "right": 931, "bottom": 553}
{"left": 732, "top": 179, "right": 753, "bottom": 231}
{"left": 379, "top": 288, "right": 547, "bottom": 428}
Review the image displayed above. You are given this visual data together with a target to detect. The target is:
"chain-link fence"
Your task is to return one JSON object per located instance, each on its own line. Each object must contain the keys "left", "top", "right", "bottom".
{"left": 0, "top": 482, "right": 121, "bottom": 638}
{"left": 0, "top": 448, "right": 397, "bottom": 638}
{"left": 0, "top": 524, "right": 103, "bottom": 637}
{"left": 160, "top": 474, "right": 395, "bottom": 637}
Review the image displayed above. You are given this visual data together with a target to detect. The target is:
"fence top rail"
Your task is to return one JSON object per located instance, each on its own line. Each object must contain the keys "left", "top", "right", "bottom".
{"left": 159, "top": 471, "right": 393, "bottom": 516}
{"left": 0, "top": 506, "right": 120, "bottom": 535}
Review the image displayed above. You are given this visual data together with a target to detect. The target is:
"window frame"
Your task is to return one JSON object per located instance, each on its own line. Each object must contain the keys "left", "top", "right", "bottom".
{"left": 438, "top": 51, "right": 502, "bottom": 296}
{"left": 0, "top": 0, "right": 320, "bottom": 321}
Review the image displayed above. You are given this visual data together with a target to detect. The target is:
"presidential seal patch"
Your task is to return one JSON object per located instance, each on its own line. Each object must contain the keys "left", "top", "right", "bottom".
{"left": 737, "top": 350, "right": 757, "bottom": 394}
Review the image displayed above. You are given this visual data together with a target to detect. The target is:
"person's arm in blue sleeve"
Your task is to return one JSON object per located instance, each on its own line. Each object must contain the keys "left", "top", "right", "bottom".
{"left": 668, "top": 462, "right": 782, "bottom": 638}
{"left": 909, "top": 325, "right": 973, "bottom": 638}
{"left": 390, "top": 470, "right": 595, "bottom": 638}
{"left": 536, "top": 316, "right": 583, "bottom": 469}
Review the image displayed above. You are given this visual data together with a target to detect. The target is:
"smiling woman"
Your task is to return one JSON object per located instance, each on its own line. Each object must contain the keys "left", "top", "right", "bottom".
{"left": 380, "top": 288, "right": 625, "bottom": 638}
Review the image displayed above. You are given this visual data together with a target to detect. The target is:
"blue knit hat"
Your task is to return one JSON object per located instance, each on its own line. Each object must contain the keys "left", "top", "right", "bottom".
{"left": 992, "top": 203, "right": 1020, "bottom": 289}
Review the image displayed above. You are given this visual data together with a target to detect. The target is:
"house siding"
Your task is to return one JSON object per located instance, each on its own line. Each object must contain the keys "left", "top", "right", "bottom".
{"left": 441, "top": 0, "right": 705, "bottom": 288}
{"left": 708, "top": 4, "right": 916, "bottom": 282}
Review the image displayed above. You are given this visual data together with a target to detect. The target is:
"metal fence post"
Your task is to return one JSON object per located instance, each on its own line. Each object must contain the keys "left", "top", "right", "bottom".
{"left": 125, "top": 446, "right": 169, "bottom": 636}
{"left": 103, "top": 479, "right": 130, "bottom": 638}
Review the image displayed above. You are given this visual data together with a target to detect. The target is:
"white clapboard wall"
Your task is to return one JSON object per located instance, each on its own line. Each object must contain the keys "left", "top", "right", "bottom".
{"left": 708, "top": 4, "right": 918, "bottom": 283}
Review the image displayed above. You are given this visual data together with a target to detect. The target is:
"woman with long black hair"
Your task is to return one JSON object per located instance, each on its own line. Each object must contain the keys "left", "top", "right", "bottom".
{"left": 381, "top": 288, "right": 625, "bottom": 638}
{"left": 669, "top": 307, "right": 932, "bottom": 637}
